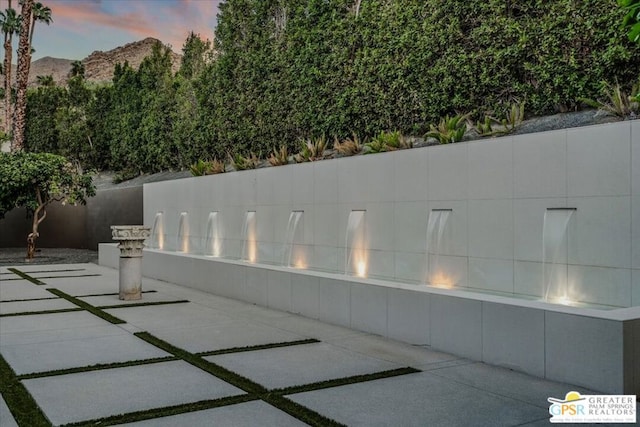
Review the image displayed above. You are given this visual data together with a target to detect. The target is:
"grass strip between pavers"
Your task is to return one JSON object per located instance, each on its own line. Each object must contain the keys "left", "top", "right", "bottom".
{"left": 262, "top": 394, "right": 346, "bottom": 427}
{"left": 59, "top": 394, "right": 257, "bottom": 427}
{"left": 0, "top": 297, "right": 60, "bottom": 303}
{"left": 196, "top": 338, "right": 320, "bottom": 357}
{"left": 134, "top": 332, "right": 346, "bottom": 427}
{"left": 134, "top": 332, "right": 268, "bottom": 395}
{"left": 46, "top": 288, "right": 126, "bottom": 324}
{"left": 6, "top": 268, "right": 86, "bottom": 275}
{"left": 0, "top": 353, "right": 51, "bottom": 427}
{"left": 0, "top": 307, "right": 84, "bottom": 317}
{"left": 6, "top": 268, "right": 46, "bottom": 285}
{"left": 26, "top": 274, "right": 102, "bottom": 280}
{"left": 97, "top": 300, "right": 190, "bottom": 309}
{"left": 17, "top": 356, "right": 179, "bottom": 380}
{"left": 74, "top": 290, "right": 158, "bottom": 298}
{"left": 273, "top": 366, "right": 421, "bottom": 395}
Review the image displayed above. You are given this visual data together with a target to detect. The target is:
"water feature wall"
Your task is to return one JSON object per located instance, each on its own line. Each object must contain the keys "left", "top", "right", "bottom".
{"left": 176, "top": 212, "right": 190, "bottom": 253}
{"left": 141, "top": 121, "right": 640, "bottom": 309}
{"left": 542, "top": 208, "right": 576, "bottom": 303}
{"left": 426, "top": 209, "right": 452, "bottom": 287}
{"left": 240, "top": 211, "right": 257, "bottom": 262}
{"left": 282, "top": 211, "right": 304, "bottom": 267}
{"left": 149, "top": 212, "right": 164, "bottom": 250}
{"left": 204, "top": 211, "right": 222, "bottom": 257}
{"left": 345, "top": 210, "right": 367, "bottom": 277}
{"left": 99, "top": 120, "right": 640, "bottom": 394}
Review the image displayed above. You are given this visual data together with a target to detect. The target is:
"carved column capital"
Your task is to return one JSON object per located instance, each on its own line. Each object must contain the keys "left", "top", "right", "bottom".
{"left": 111, "top": 226, "right": 151, "bottom": 258}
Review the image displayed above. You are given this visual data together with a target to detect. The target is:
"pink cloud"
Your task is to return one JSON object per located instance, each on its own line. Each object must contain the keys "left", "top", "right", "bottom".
{"left": 163, "top": 0, "right": 221, "bottom": 51}
{"left": 44, "top": 0, "right": 220, "bottom": 54}
{"left": 49, "top": 2, "right": 163, "bottom": 40}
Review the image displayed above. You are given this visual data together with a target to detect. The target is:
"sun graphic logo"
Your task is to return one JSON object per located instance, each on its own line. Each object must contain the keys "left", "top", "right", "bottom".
{"left": 548, "top": 391, "right": 637, "bottom": 423}
{"left": 548, "top": 391, "right": 586, "bottom": 420}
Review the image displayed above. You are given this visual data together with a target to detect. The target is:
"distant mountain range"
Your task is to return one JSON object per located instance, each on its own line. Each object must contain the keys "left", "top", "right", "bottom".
{"left": 12, "top": 37, "right": 182, "bottom": 87}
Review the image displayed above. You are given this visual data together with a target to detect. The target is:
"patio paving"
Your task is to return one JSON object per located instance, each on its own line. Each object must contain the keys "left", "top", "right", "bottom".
{"left": 0, "top": 262, "right": 609, "bottom": 426}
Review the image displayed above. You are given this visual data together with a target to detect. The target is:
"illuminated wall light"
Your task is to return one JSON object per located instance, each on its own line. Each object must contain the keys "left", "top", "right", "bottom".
{"left": 157, "top": 233, "right": 164, "bottom": 250}
{"left": 555, "top": 296, "right": 573, "bottom": 306}
{"left": 248, "top": 238, "right": 257, "bottom": 263}
{"left": 356, "top": 260, "right": 367, "bottom": 278}
{"left": 429, "top": 272, "right": 453, "bottom": 289}
{"left": 294, "top": 257, "right": 307, "bottom": 269}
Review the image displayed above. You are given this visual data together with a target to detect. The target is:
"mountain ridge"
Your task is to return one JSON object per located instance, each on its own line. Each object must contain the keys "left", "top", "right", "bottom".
{"left": 16, "top": 37, "right": 181, "bottom": 86}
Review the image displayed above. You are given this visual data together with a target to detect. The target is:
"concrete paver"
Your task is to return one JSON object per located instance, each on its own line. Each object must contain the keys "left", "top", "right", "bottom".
{"left": 259, "top": 315, "right": 368, "bottom": 341}
{"left": 148, "top": 321, "right": 305, "bottom": 354}
{"left": 0, "top": 311, "right": 111, "bottom": 335}
{"left": 0, "top": 394, "right": 18, "bottom": 427}
{"left": 103, "top": 304, "right": 235, "bottom": 331}
{"left": 78, "top": 292, "right": 182, "bottom": 307}
{"left": 10, "top": 263, "right": 94, "bottom": 273}
{"left": 2, "top": 333, "right": 169, "bottom": 375}
{"left": 288, "top": 371, "right": 548, "bottom": 427}
{"left": 328, "top": 333, "right": 462, "bottom": 368}
{"left": 428, "top": 362, "right": 598, "bottom": 408}
{"left": 39, "top": 276, "right": 117, "bottom": 296}
{"left": 0, "top": 281, "right": 56, "bottom": 301}
{"left": 23, "top": 360, "right": 245, "bottom": 426}
{"left": 0, "top": 324, "right": 126, "bottom": 346}
{"left": 0, "top": 298, "right": 76, "bottom": 315}
{"left": 206, "top": 342, "right": 401, "bottom": 389}
{"left": 115, "top": 400, "right": 307, "bottom": 427}
{"left": 0, "top": 262, "right": 618, "bottom": 426}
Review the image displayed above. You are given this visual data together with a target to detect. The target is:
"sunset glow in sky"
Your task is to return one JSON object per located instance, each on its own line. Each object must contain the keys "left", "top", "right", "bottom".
{"left": 5, "top": 0, "right": 221, "bottom": 60}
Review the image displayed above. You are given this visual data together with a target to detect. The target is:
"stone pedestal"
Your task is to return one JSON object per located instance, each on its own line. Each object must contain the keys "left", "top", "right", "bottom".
{"left": 111, "top": 225, "right": 150, "bottom": 300}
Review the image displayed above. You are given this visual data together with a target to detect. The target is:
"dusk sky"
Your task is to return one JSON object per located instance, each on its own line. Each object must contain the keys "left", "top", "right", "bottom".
{"left": 5, "top": 0, "right": 222, "bottom": 61}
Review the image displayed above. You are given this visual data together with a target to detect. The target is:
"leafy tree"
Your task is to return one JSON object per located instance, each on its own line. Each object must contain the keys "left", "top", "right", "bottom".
{"left": 19, "top": 0, "right": 640, "bottom": 176}
{"left": 178, "top": 32, "right": 212, "bottom": 80}
{"left": 1, "top": 2, "right": 20, "bottom": 134}
{"left": 24, "top": 84, "right": 66, "bottom": 153}
{"left": 0, "top": 152, "right": 95, "bottom": 259}
{"left": 620, "top": 0, "right": 640, "bottom": 43}
{"left": 55, "top": 76, "right": 95, "bottom": 167}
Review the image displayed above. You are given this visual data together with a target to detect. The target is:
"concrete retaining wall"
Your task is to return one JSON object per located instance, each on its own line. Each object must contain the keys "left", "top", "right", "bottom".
{"left": 99, "top": 120, "right": 640, "bottom": 394}
{"left": 0, "top": 186, "right": 142, "bottom": 250}
{"left": 99, "top": 243, "right": 640, "bottom": 394}
{"left": 143, "top": 121, "right": 640, "bottom": 308}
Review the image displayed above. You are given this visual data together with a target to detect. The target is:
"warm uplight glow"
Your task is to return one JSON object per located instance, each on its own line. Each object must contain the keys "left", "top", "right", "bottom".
{"left": 248, "top": 239, "right": 257, "bottom": 263}
{"left": 212, "top": 245, "right": 221, "bottom": 258}
{"left": 356, "top": 260, "right": 367, "bottom": 277}
{"left": 429, "top": 272, "right": 454, "bottom": 289}
{"left": 151, "top": 212, "right": 165, "bottom": 250}
{"left": 241, "top": 211, "right": 257, "bottom": 263}
{"left": 177, "top": 212, "right": 190, "bottom": 253}
{"left": 555, "top": 296, "right": 573, "bottom": 306}
{"left": 294, "top": 258, "right": 307, "bottom": 269}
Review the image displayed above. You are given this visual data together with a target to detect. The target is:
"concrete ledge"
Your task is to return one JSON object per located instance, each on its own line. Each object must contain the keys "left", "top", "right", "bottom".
{"left": 99, "top": 244, "right": 640, "bottom": 394}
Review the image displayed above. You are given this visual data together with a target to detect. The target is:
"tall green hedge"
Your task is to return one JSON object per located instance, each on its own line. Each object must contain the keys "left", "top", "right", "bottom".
{"left": 24, "top": 0, "right": 640, "bottom": 174}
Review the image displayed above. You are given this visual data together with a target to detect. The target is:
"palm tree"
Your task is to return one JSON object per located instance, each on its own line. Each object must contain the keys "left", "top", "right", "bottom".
{"left": 29, "top": 2, "right": 52, "bottom": 54}
{"left": 11, "top": 0, "right": 33, "bottom": 151}
{"left": 69, "top": 60, "right": 85, "bottom": 79}
{"left": 36, "top": 74, "right": 53, "bottom": 86}
{"left": 1, "top": 2, "right": 21, "bottom": 134}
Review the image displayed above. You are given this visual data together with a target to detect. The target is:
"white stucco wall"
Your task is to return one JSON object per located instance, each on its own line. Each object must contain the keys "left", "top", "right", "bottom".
{"left": 143, "top": 120, "right": 640, "bottom": 308}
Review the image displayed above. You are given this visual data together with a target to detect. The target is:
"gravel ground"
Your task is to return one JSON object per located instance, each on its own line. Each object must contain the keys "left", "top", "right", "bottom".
{"left": 0, "top": 247, "right": 98, "bottom": 266}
